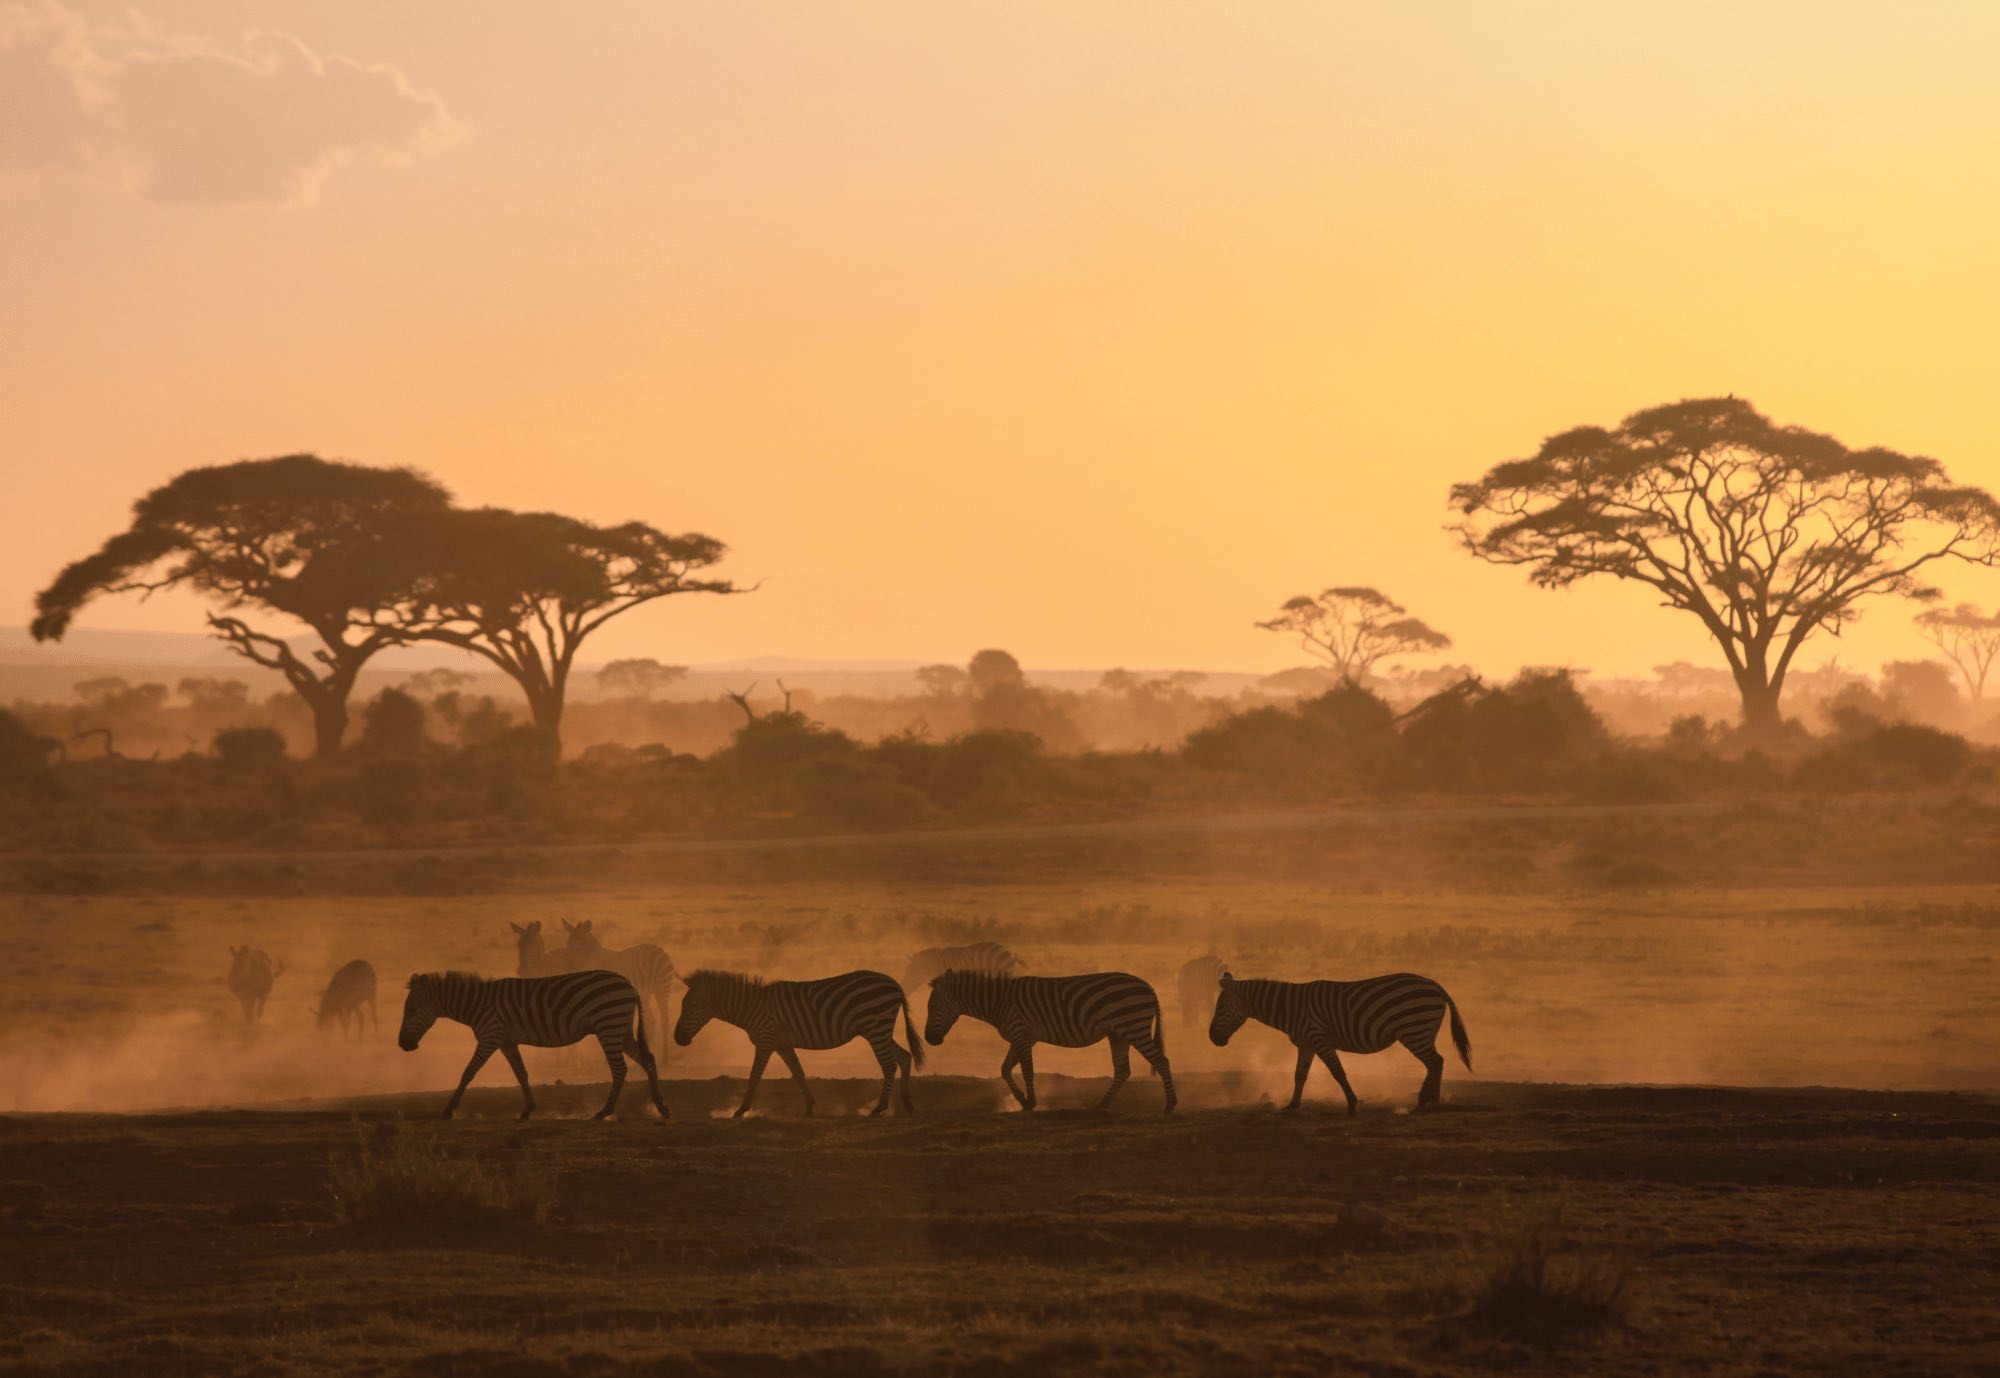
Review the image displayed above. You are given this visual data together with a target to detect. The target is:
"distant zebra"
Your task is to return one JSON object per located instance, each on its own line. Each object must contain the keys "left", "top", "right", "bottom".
{"left": 561, "top": 919, "right": 677, "bottom": 1047}
{"left": 1207, "top": 971, "right": 1471, "bottom": 1114}
{"left": 509, "top": 921, "right": 576, "bottom": 978}
{"left": 398, "top": 969, "right": 668, "bottom": 1121}
{"left": 227, "top": 947, "right": 284, "bottom": 1024}
{"left": 316, "top": 960, "right": 378, "bottom": 1040}
{"left": 1177, "top": 954, "right": 1228, "bottom": 1030}
{"left": 925, "top": 970, "right": 1176, "bottom": 1114}
{"left": 674, "top": 969, "right": 923, "bottom": 1118}
{"left": 902, "top": 941, "right": 1022, "bottom": 991}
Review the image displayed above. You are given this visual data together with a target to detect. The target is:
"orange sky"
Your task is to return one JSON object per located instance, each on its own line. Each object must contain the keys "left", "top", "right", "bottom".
{"left": 6, "top": 1, "right": 2000, "bottom": 678}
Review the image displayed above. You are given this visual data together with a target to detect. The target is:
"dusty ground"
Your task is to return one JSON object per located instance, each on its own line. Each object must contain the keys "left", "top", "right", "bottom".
{"left": 0, "top": 1077, "right": 1995, "bottom": 1376}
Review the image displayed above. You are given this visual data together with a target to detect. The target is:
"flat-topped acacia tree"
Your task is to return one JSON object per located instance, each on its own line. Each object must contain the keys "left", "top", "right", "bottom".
{"left": 1452, "top": 397, "right": 2000, "bottom": 738}
{"left": 31, "top": 455, "right": 450, "bottom": 757}
{"left": 363, "top": 507, "right": 737, "bottom": 756}
{"left": 1254, "top": 587, "right": 1451, "bottom": 683}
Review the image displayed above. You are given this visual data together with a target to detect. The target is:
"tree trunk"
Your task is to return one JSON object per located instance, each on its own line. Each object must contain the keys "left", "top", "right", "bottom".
{"left": 311, "top": 698, "right": 350, "bottom": 759}
{"left": 1735, "top": 674, "right": 1785, "bottom": 742}
{"left": 527, "top": 689, "right": 565, "bottom": 761}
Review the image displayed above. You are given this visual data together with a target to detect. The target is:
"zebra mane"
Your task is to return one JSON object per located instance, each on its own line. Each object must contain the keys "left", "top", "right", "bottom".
{"left": 684, "top": 968, "right": 763, "bottom": 992}
{"left": 930, "top": 967, "right": 1015, "bottom": 991}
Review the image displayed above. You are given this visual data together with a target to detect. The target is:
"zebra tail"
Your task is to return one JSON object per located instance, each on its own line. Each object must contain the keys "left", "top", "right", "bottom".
{"left": 629, "top": 999, "right": 654, "bottom": 1063}
{"left": 1150, "top": 1002, "right": 1167, "bottom": 1077}
{"left": 1445, "top": 990, "right": 1472, "bottom": 1070}
{"left": 901, "top": 994, "right": 926, "bottom": 1071}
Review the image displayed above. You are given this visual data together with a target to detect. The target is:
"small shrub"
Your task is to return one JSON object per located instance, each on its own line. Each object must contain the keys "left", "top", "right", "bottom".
{"left": 1467, "top": 1199, "right": 1632, "bottom": 1342}
{"left": 328, "top": 1121, "right": 556, "bottom": 1227}
{"left": 213, "top": 726, "right": 288, "bottom": 769}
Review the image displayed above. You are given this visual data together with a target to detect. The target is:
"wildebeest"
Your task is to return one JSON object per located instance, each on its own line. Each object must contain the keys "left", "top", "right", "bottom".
{"left": 1177, "top": 954, "right": 1229, "bottom": 1030}
{"left": 901, "top": 941, "right": 1022, "bottom": 991}
{"left": 315, "top": 959, "right": 379, "bottom": 1040}
{"left": 227, "top": 947, "right": 283, "bottom": 1024}
{"left": 560, "top": 919, "right": 677, "bottom": 1047}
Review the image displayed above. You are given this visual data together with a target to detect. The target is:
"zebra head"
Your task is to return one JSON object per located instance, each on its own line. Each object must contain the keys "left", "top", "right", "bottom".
{"left": 923, "top": 970, "right": 967, "bottom": 1046}
{"left": 674, "top": 970, "right": 728, "bottom": 1046}
{"left": 563, "top": 919, "right": 603, "bottom": 955}
{"left": 398, "top": 974, "right": 445, "bottom": 1051}
{"left": 1208, "top": 972, "right": 1249, "bottom": 1047}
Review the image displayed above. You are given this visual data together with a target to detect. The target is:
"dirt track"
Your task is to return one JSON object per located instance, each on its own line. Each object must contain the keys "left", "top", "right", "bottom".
{"left": 3, "top": 1077, "right": 1996, "bottom": 1376}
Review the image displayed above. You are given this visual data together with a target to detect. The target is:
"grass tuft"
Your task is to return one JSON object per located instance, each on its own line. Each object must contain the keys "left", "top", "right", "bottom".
{"left": 1466, "top": 1199, "right": 1632, "bottom": 1341}
{"left": 328, "top": 1121, "right": 557, "bottom": 1228}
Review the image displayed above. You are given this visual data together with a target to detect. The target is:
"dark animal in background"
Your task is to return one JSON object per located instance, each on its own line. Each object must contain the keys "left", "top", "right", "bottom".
{"left": 901, "top": 941, "right": 1022, "bottom": 991}
{"left": 397, "top": 969, "right": 668, "bottom": 1122}
{"left": 227, "top": 947, "right": 283, "bottom": 1024}
{"left": 1177, "top": 954, "right": 1228, "bottom": 1030}
{"left": 315, "top": 960, "right": 378, "bottom": 1040}
{"left": 510, "top": 920, "right": 578, "bottom": 978}
{"left": 925, "top": 970, "right": 1176, "bottom": 1114}
{"left": 560, "top": 918, "right": 677, "bottom": 1047}
{"left": 674, "top": 969, "right": 922, "bottom": 1118}
{"left": 1208, "top": 970, "right": 1471, "bottom": 1114}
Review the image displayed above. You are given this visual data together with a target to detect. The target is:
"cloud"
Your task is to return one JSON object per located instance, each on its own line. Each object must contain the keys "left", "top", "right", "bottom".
{"left": 0, "top": 2, "right": 461, "bottom": 205}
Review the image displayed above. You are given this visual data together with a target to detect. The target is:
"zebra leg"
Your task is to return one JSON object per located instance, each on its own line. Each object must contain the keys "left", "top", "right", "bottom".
{"left": 500, "top": 1043, "right": 538, "bottom": 1121}
{"left": 776, "top": 1047, "right": 814, "bottom": 1117}
{"left": 896, "top": 1040, "right": 915, "bottom": 1115}
{"left": 1408, "top": 1038, "right": 1445, "bottom": 1107}
{"left": 867, "top": 1036, "right": 897, "bottom": 1118}
{"left": 1098, "top": 1037, "right": 1132, "bottom": 1109}
{"left": 444, "top": 1043, "right": 498, "bottom": 1119}
{"left": 735, "top": 1048, "right": 772, "bottom": 1118}
{"left": 1286, "top": 1042, "right": 1312, "bottom": 1111}
{"left": 1018, "top": 1045, "right": 1038, "bottom": 1110}
{"left": 1317, "top": 1046, "right": 1359, "bottom": 1116}
{"left": 589, "top": 1037, "right": 626, "bottom": 1121}
{"left": 626, "top": 1030, "right": 670, "bottom": 1121}
{"left": 999, "top": 1047, "right": 1029, "bottom": 1108}
{"left": 1136, "top": 1033, "right": 1176, "bottom": 1115}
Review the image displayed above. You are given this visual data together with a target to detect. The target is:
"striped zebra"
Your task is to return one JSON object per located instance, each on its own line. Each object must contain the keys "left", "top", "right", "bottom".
{"left": 1177, "top": 954, "right": 1228, "bottom": 1030}
{"left": 1207, "top": 971, "right": 1471, "bottom": 1114}
{"left": 227, "top": 947, "right": 284, "bottom": 1024}
{"left": 924, "top": 970, "right": 1176, "bottom": 1114}
{"left": 673, "top": 969, "right": 923, "bottom": 1118}
{"left": 397, "top": 969, "right": 669, "bottom": 1122}
{"left": 902, "top": 941, "right": 1023, "bottom": 991}
{"left": 509, "top": 921, "right": 575, "bottom": 978}
{"left": 316, "top": 959, "right": 378, "bottom": 1040}
{"left": 561, "top": 919, "right": 677, "bottom": 1047}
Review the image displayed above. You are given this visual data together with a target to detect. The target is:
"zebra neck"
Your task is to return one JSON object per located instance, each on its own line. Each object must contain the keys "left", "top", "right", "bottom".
{"left": 954, "top": 977, "right": 1006, "bottom": 1020}
{"left": 1238, "top": 979, "right": 1293, "bottom": 1021}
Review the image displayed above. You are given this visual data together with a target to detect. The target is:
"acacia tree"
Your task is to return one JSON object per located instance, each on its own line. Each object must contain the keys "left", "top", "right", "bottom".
{"left": 598, "top": 658, "right": 689, "bottom": 700}
{"left": 1914, "top": 603, "right": 2000, "bottom": 703}
{"left": 366, "top": 507, "right": 736, "bottom": 754}
{"left": 1453, "top": 397, "right": 2000, "bottom": 737}
{"left": 1254, "top": 587, "right": 1451, "bottom": 682}
{"left": 31, "top": 455, "right": 450, "bottom": 757}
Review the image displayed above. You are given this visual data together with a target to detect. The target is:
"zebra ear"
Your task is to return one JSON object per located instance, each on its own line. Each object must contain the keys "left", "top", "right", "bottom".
{"left": 561, "top": 918, "right": 576, "bottom": 934}
{"left": 1219, "top": 971, "right": 1234, "bottom": 985}
{"left": 509, "top": 923, "right": 525, "bottom": 935}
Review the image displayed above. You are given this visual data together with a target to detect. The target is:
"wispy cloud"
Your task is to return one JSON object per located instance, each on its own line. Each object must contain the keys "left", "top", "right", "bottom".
{"left": 0, "top": 2, "right": 462, "bottom": 205}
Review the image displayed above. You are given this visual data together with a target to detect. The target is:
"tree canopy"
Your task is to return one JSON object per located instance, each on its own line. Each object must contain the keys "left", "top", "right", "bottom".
{"left": 31, "top": 455, "right": 450, "bottom": 756}
{"left": 1254, "top": 586, "right": 1451, "bottom": 682}
{"left": 1453, "top": 397, "right": 2000, "bottom": 734}
{"left": 1914, "top": 603, "right": 2000, "bottom": 703}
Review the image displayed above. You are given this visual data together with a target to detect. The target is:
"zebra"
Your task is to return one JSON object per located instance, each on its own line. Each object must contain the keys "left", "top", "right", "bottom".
{"left": 316, "top": 959, "right": 378, "bottom": 1040}
{"left": 924, "top": 970, "right": 1176, "bottom": 1114}
{"left": 509, "top": 920, "right": 577, "bottom": 978}
{"left": 901, "top": 941, "right": 1022, "bottom": 991}
{"left": 397, "top": 969, "right": 668, "bottom": 1121}
{"left": 560, "top": 918, "right": 677, "bottom": 1047}
{"left": 1207, "top": 970, "right": 1471, "bottom": 1114}
{"left": 673, "top": 969, "right": 923, "bottom": 1118}
{"left": 1177, "top": 954, "right": 1228, "bottom": 1030}
{"left": 227, "top": 947, "right": 283, "bottom": 1024}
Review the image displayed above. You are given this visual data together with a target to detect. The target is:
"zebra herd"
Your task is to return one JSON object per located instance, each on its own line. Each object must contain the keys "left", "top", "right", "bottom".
{"left": 389, "top": 933, "right": 1472, "bottom": 1123}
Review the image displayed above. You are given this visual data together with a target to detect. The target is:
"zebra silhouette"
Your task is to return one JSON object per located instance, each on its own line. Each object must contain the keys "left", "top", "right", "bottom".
{"left": 901, "top": 940, "right": 1022, "bottom": 991}
{"left": 509, "top": 921, "right": 577, "bottom": 978}
{"left": 1177, "top": 954, "right": 1228, "bottom": 1030}
{"left": 227, "top": 947, "right": 283, "bottom": 1024}
{"left": 1207, "top": 971, "right": 1471, "bottom": 1113}
{"left": 397, "top": 969, "right": 668, "bottom": 1122}
{"left": 925, "top": 970, "right": 1176, "bottom": 1114}
{"left": 316, "top": 959, "right": 378, "bottom": 1040}
{"left": 560, "top": 919, "right": 677, "bottom": 1046}
{"left": 673, "top": 969, "right": 922, "bottom": 1118}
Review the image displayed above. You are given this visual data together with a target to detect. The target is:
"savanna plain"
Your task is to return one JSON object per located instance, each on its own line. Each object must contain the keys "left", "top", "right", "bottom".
{"left": 2, "top": 802, "right": 1997, "bottom": 1376}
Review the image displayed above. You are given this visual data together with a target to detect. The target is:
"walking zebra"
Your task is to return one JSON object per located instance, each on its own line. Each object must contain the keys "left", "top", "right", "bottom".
{"left": 673, "top": 969, "right": 923, "bottom": 1118}
{"left": 561, "top": 919, "right": 677, "bottom": 1047}
{"left": 397, "top": 969, "right": 668, "bottom": 1122}
{"left": 227, "top": 947, "right": 284, "bottom": 1024}
{"left": 924, "top": 970, "right": 1176, "bottom": 1114}
{"left": 901, "top": 941, "right": 1023, "bottom": 991}
{"left": 1207, "top": 970, "right": 1471, "bottom": 1114}
{"left": 1177, "top": 954, "right": 1228, "bottom": 1030}
{"left": 316, "top": 959, "right": 378, "bottom": 1040}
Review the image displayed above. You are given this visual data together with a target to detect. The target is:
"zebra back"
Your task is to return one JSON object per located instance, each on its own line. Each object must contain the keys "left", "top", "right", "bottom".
{"left": 413, "top": 968, "right": 644, "bottom": 1049}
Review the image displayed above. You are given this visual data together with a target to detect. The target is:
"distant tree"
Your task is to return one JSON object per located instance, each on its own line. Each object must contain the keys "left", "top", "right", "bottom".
{"left": 73, "top": 677, "right": 170, "bottom": 716}
{"left": 1914, "top": 603, "right": 2000, "bottom": 703}
{"left": 967, "top": 649, "right": 1026, "bottom": 694}
{"left": 177, "top": 676, "right": 249, "bottom": 711}
{"left": 597, "top": 657, "right": 689, "bottom": 700}
{"left": 365, "top": 508, "right": 736, "bottom": 755}
{"left": 1254, "top": 587, "right": 1451, "bottom": 682}
{"left": 32, "top": 455, "right": 451, "bottom": 758}
{"left": 915, "top": 663, "right": 969, "bottom": 699}
{"left": 1651, "top": 662, "right": 1733, "bottom": 699}
{"left": 1453, "top": 398, "right": 2000, "bottom": 738}
{"left": 213, "top": 726, "right": 288, "bottom": 768}
{"left": 401, "top": 668, "right": 474, "bottom": 698}
{"left": 360, "top": 688, "right": 428, "bottom": 754}
{"left": 1880, "top": 659, "right": 1961, "bottom": 727}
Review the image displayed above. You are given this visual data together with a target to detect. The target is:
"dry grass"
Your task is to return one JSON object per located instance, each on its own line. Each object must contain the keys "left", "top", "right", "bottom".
{"left": 1466, "top": 1197, "right": 1634, "bottom": 1341}
{"left": 327, "top": 1119, "right": 557, "bottom": 1227}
